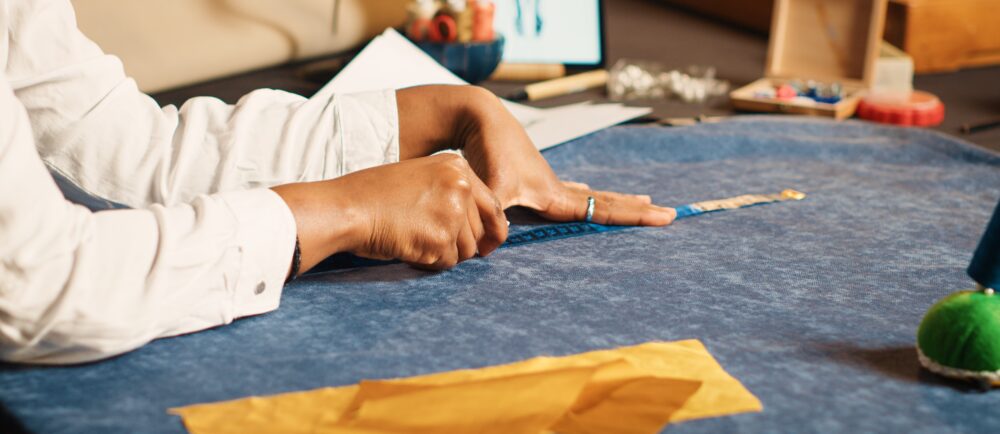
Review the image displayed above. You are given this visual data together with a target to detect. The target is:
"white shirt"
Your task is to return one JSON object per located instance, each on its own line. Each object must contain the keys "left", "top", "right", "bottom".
{"left": 0, "top": 0, "right": 400, "bottom": 364}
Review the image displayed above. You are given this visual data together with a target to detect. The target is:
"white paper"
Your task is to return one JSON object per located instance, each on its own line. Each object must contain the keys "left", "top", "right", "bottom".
{"left": 516, "top": 101, "right": 651, "bottom": 150}
{"left": 317, "top": 28, "right": 650, "bottom": 150}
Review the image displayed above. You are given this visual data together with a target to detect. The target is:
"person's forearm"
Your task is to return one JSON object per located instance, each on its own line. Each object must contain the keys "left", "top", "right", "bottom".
{"left": 271, "top": 179, "right": 360, "bottom": 275}
{"left": 397, "top": 85, "right": 494, "bottom": 160}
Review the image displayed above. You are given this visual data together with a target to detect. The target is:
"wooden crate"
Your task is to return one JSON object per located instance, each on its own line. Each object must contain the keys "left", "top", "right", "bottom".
{"left": 884, "top": 0, "right": 1000, "bottom": 73}
{"left": 729, "top": 0, "right": 888, "bottom": 120}
{"left": 660, "top": 0, "right": 1000, "bottom": 73}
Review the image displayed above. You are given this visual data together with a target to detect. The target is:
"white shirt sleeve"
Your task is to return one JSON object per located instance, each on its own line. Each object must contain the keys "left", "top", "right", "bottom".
{"left": 0, "top": 71, "right": 298, "bottom": 364}
{"left": 2, "top": 0, "right": 399, "bottom": 208}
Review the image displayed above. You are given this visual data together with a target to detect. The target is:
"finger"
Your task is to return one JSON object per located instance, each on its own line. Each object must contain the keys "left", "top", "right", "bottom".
{"left": 539, "top": 187, "right": 673, "bottom": 226}
{"left": 457, "top": 223, "right": 478, "bottom": 262}
{"left": 467, "top": 172, "right": 508, "bottom": 256}
{"left": 592, "top": 189, "right": 655, "bottom": 206}
{"left": 563, "top": 181, "right": 653, "bottom": 204}
{"left": 587, "top": 190, "right": 676, "bottom": 226}
{"left": 466, "top": 194, "right": 486, "bottom": 248}
{"left": 429, "top": 244, "right": 460, "bottom": 271}
{"left": 562, "top": 182, "right": 652, "bottom": 205}
{"left": 535, "top": 184, "right": 590, "bottom": 222}
{"left": 562, "top": 181, "right": 591, "bottom": 191}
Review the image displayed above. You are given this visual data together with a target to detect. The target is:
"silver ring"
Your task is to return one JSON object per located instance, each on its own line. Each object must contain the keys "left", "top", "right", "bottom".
{"left": 585, "top": 196, "right": 595, "bottom": 222}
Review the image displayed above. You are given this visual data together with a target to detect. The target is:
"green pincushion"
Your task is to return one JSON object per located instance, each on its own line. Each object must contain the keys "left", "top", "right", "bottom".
{"left": 917, "top": 288, "right": 1000, "bottom": 383}
{"left": 918, "top": 198, "right": 1000, "bottom": 385}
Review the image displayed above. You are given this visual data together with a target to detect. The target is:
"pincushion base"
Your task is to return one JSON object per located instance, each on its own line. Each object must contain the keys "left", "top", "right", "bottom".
{"left": 916, "top": 289, "right": 1000, "bottom": 387}
{"left": 917, "top": 346, "right": 1000, "bottom": 387}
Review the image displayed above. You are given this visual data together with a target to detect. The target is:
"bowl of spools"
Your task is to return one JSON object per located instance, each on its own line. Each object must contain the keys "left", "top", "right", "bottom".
{"left": 405, "top": 0, "right": 504, "bottom": 84}
{"left": 414, "top": 36, "right": 504, "bottom": 84}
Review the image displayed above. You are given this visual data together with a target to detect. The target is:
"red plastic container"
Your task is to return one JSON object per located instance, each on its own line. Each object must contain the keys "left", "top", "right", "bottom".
{"left": 856, "top": 90, "right": 945, "bottom": 127}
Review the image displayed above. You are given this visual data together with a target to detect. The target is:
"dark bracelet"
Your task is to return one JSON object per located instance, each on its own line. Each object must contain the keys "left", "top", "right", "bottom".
{"left": 286, "top": 237, "right": 302, "bottom": 283}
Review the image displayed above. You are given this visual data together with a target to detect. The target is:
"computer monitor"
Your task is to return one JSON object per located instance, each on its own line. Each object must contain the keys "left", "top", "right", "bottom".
{"left": 493, "top": 0, "right": 605, "bottom": 69}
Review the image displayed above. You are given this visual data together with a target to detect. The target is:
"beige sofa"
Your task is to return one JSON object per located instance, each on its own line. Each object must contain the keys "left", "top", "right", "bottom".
{"left": 72, "top": 0, "right": 409, "bottom": 92}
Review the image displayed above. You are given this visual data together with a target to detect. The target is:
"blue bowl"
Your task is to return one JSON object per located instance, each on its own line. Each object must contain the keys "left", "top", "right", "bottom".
{"left": 415, "top": 36, "right": 505, "bottom": 84}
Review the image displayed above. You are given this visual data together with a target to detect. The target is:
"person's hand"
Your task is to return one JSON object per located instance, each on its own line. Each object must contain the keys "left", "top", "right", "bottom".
{"left": 396, "top": 85, "right": 675, "bottom": 226}
{"left": 272, "top": 154, "right": 508, "bottom": 275}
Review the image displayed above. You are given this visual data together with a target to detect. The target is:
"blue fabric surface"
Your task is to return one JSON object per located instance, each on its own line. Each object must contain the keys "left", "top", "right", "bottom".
{"left": 3, "top": 117, "right": 1000, "bottom": 433}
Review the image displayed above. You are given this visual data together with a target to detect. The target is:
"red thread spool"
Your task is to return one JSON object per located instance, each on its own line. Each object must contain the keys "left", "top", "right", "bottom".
{"left": 407, "top": 18, "right": 433, "bottom": 41}
{"left": 429, "top": 14, "right": 459, "bottom": 42}
{"left": 776, "top": 84, "right": 797, "bottom": 101}
{"left": 472, "top": 1, "right": 495, "bottom": 42}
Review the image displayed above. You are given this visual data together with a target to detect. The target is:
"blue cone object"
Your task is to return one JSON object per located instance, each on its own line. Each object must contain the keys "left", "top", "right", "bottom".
{"left": 969, "top": 200, "right": 1000, "bottom": 290}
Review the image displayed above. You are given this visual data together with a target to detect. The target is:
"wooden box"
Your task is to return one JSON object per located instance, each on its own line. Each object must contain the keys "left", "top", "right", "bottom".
{"left": 730, "top": 0, "right": 888, "bottom": 120}
{"left": 885, "top": 0, "right": 1000, "bottom": 73}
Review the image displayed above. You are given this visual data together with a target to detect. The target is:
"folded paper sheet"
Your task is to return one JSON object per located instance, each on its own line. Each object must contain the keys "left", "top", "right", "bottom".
{"left": 316, "top": 28, "right": 651, "bottom": 151}
{"left": 171, "top": 340, "right": 761, "bottom": 434}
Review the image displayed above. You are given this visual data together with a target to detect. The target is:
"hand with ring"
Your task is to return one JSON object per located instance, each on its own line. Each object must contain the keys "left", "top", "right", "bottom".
{"left": 397, "top": 85, "right": 676, "bottom": 227}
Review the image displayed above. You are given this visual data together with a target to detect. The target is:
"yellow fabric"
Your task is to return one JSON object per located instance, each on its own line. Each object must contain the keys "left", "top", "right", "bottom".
{"left": 171, "top": 340, "right": 761, "bottom": 434}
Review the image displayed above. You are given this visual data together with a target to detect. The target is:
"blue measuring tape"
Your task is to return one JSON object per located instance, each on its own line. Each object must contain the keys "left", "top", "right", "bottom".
{"left": 503, "top": 221, "right": 626, "bottom": 248}
{"left": 312, "top": 190, "right": 805, "bottom": 271}
{"left": 315, "top": 222, "right": 631, "bottom": 270}
{"left": 502, "top": 202, "right": 703, "bottom": 248}
{"left": 501, "top": 202, "right": 724, "bottom": 248}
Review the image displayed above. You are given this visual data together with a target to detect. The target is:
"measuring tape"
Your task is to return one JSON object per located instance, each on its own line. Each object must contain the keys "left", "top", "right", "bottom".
{"left": 313, "top": 190, "right": 806, "bottom": 270}
{"left": 503, "top": 221, "right": 625, "bottom": 247}
{"left": 503, "top": 189, "right": 805, "bottom": 248}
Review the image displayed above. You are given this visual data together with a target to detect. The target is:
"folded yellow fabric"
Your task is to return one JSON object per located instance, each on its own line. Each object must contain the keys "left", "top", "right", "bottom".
{"left": 171, "top": 340, "right": 761, "bottom": 434}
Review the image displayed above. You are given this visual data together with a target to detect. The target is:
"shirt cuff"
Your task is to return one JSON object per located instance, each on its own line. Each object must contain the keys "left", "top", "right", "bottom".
{"left": 216, "top": 188, "right": 297, "bottom": 319}
{"left": 326, "top": 89, "right": 400, "bottom": 178}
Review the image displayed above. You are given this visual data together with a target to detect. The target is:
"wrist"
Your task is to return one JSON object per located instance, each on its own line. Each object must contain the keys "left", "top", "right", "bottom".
{"left": 271, "top": 181, "right": 363, "bottom": 272}
{"left": 457, "top": 86, "right": 501, "bottom": 144}
{"left": 398, "top": 85, "right": 492, "bottom": 159}
{"left": 321, "top": 178, "right": 367, "bottom": 255}
{"left": 459, "top": 89, "right": 527, "bottom": 208}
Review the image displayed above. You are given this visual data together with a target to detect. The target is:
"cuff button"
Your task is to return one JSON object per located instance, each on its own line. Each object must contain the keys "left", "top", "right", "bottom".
{"left": 255, "top": 281, "right": 266, "bottom": 295}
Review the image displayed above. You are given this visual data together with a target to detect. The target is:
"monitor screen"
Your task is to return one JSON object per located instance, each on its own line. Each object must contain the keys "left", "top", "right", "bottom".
{"left": 493, "top": 0, "right": 603, "bottom": 66}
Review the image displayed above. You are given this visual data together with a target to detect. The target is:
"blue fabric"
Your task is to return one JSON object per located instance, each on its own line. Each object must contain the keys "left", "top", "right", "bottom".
{"left": 3, "top": 117, "right": 1000, "bottom": 434}
{"left": 46, "top": 164, "right": 128, "bottom": 212}
{"left": 968, "top": 199, "right": 1000, "bottom": 289}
